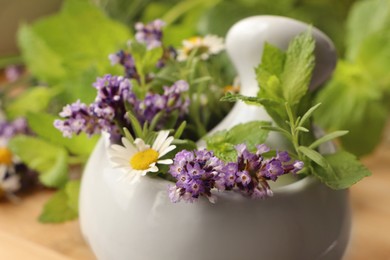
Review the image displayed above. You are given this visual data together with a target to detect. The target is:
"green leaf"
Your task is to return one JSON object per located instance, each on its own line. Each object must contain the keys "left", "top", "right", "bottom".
{"left": 298, "top": 146, "right": 329, "bottom": 169}
{"left": 313, "top": 150, "right": 371, "bottom": 190}
{"left": 65, "top": 180, "right": 81, "bottom": 213}
{"left": 9, "top": 136, "right": 68, "bottom": 188}
{"left": 27, "top": 112, "right": 98, "bottom": 156}
{"left": 298, "top": 102, "right": 321, "bottom": 127}
{"left": 356, "top": 30, "right": 390, "bottom": 88}
{"left": 123, "top": 127, "right": 134, "bottom": 143}
{"left": 314, "top": 61, "right": 388, "bottom": 156}
{"left": 174, "top": 121, "right": 187, "bottom": 139}
{"left": 5, "top": 87, "right": 56, "bottom": 119}
{"left": 39, "top": 181, "right": 80, "bottom": 223}
{"left": 309, "top": 130, "right": 349, "bottom": 150}
{"left": 18, "top": 0, "right": 131, "bottom": 102}
{"left": 127, "top": 111, "right": 144, "bottom": 139}
{"left": 205, "top": 121, "right": 270, "bottom": 161}
{"left": 281, "top": 30, "right": 315, "bottom": 105}
{"left": 346, "top": 0, "right": 390, "bottom": 60}
{"left": 256, "top": 43, "right": 286, "bottom": 101}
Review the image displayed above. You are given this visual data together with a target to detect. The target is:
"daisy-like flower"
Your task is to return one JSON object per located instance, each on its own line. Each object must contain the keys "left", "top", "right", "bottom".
{"left": 108, "top": 130, "right": 176, "bottom": 176}
{"left": 177, "top": 35, "right": 224, "bottom": 61}
{"left": 0, "top": 145, "right": 21, "bottom": 197}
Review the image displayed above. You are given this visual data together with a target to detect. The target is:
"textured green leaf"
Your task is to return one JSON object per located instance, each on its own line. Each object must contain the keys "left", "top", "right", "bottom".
{"left": 5, "top": 87, "right": 56, "bottom": 119}
{"left": 256, "top": 43, "right": 286, "bottom": 102}
{"left": 9, "top": 136, "right": 68, "bottom": 188}
{"left": 18, "top": 0, "right": 130, "bottom": 102}
{"left": 298, "top": 146, "right": 329, "bottom": 169}
{"left": 313, "top": 150, "right": 371, "bottom": 189}
{"left": 65, "top": 180, "right": 81, "bottom": 213}
{"left": 346, "top": 0, "right": 390, "bottom": 60}
{"left": 39, "top": 182, "right": 79, "bottom": 223}
{"left": 356, "top": 31, "right": 390, "bottom": 88}
{"left": 314, "top": 61, "right": 388, "bottom": 156}
{"left": 281, "top": 30, "right": 315, "bottom": 105}
{"left": 205, "top": 121, "right": 270, "bottom": 161}
{"left": 27, "top": 112, "right": 98, "bottom": 156}
{"left": 17, "top": 25, "right": 66, "bottom": 83}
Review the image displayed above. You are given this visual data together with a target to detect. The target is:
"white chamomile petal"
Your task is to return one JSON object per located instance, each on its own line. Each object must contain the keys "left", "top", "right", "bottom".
{"left": 159, "top": 144, "right": 176, "bottom": 158}
{"left": 121, "top": 138, "right": 137, "bottom": 153}
{"left": 149, "top": 165, "right": 159, "bottom": 172}
{"left": 157, "top": 159, "right": 173, "bottom": 165}
{"left": 152, "top": 130, "right": 169, "bottom": 151}
{"left": 134, "top": 138, "right": 149, "bottom": 151}
{"left": 160, "top": 136, "right": 176, "bottom": 156}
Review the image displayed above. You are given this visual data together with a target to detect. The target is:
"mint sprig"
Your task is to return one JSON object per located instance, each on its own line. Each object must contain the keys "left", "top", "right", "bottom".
{"left": 222, "top": 31, "right": 371, "bottom": 189}
{"left": 205, "top": 121, "right": 270, "bottom": 161}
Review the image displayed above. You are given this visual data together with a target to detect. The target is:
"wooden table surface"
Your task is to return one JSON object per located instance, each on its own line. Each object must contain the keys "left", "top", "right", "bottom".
{"left": 0, "top": 136, "right": 389, "bottom": 260}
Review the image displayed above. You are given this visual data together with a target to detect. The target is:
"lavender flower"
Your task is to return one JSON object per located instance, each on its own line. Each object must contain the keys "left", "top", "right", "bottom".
{"left": 0, "top": 117, "right": 30, "bottom": 140}
{"left": 235, "top": 144, "right": 304, "bottom": 199}
{"left": 168, "top": 144, "right": 304, "bottom": 203}
{"left": 168, "top": 149, "right": 225, "bottom": 203}
{"left": 55, "top": 75, "right": 190, "bottom": 140}
{"left": 135, "top": 19, "right": 165, "bottom": 49}
{"left": 5, "top": 65, "right": 23, "bottom": 82}
{"left": 54, "top": 100, "right": 101, "bottom": 138}
{"left": 108, "top": 50, "right": 139, "bottom": 80}
{"left": 134, "top": 80, "right": 190, "bottom": 129}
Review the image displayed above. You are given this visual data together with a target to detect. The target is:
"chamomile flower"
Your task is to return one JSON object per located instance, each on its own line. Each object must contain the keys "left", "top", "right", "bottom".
{"left": 0, "top": 146, "right": 21, "bottom": 197}
{"left": 177, "top": 35, "right": 224, "bottom": 61}
{"left": 108, "top": 130, "right": 176, "bottom": 176}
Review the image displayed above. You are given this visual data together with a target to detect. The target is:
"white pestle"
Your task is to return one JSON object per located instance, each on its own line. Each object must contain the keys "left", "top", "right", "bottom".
{"left": 199, "top": 16, "right": 337, "bottom": 149}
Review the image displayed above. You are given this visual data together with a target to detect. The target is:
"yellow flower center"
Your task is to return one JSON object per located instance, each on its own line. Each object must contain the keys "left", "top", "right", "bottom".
{"left": 130, "top": 149, "right": 159, "bottom": 170}
{"left": 0, "top": 147, "right": 13, "bottom": 165}
{"left": 188, "top": 36, "right": 202, "bottom": 44}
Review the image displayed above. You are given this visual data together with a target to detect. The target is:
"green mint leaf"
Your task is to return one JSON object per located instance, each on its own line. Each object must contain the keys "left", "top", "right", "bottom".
{"left": 221, "top": 93, "right": 287, "bottom": 128}
{"left": 5, "top": 87, "right": 56, "bottom": 119}
{"left": 313, "top": 150, "right": 371, "bottom": 190}
{"left": 221, "top": 93, "right": 263, "bottom": 104}
{"left": 129, "top": 41, "right": 163, "bottom": 78}
{"left": 309, "top": 130, "right": 349, "bottom": 150}
{"left": 346, "top": 0, "right": 390, "bottom": 60}
{"left": 356, "top": 31, "right": 390, "bottom": 88}
{"left": 17, "top": 25, "right": 66, "bottom": 83}
{"left": 298, "top": 146, "right": 330, "bottom": 169}
{"left": 65, "top": 180, "right": 81, "bottom": 213}
{"left": 39, "top": 181, "right": 80, "bottom": 223}
{"left": 27, "top": 112, "right": 98, "bottom": 156}
{"left": 314, "top": 61, "right": 387, "bottom": 156}
{"left": 256, "top": 43, "right": 286, "bottom": 102}
{"left": 9, "top": 136, "right": 68, "bottom": 188}
{"left": 205, "top": 121, "right": 270, "bottom": 161}
{"left": 281, "top": 30, "right": 315, "bottom": 105}
{"left": 18, "top": 0, "right": 130, "bottom": 102}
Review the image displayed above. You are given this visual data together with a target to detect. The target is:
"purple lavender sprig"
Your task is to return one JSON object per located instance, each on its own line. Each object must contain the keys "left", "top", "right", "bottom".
{"left": 54, "top": 75, "right": 134, "bottom": 140}
{"left": 168, "top": 144, "right": 304, "bottom": 203}
{"left": 135, "top": 80, "right": 190, "bottom": 128}
{"left": 135, "top": 19, "right": 165, "bottom": 49}
{"left": 0, "top": 117, "right": 31, "bottom": 140}
{"left": 168, "top": 149, "right": 225, "bottom": 203}
{"left": 109, "top": 50, "right": 139, "bottom": 80}
{"left": 54, "top": 75, "right": 189, "bottom": 139}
